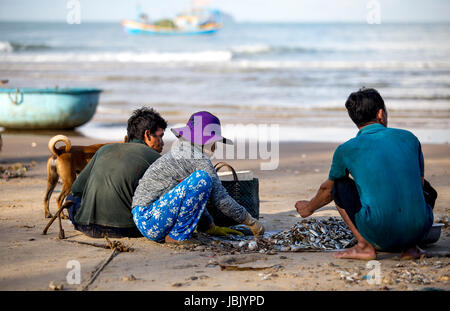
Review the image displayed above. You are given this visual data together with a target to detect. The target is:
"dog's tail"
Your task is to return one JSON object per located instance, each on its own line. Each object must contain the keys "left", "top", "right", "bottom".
{"left": 48, "top": 135, "right": 71, "bottom": 157}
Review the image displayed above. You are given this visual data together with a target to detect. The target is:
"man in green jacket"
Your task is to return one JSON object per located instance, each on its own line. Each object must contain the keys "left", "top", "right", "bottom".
{"left": 67, "top": 107, "right": 167, "bottom": 238}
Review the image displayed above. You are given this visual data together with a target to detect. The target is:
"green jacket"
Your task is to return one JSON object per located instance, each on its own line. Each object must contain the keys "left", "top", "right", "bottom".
{"left": 71, "top": 140, "right": 160, "bottom": 228}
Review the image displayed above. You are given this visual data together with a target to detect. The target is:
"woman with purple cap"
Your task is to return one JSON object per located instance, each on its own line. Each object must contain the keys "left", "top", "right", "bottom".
{"left": 131, "top": 111, "right": 265, "bottom": 243}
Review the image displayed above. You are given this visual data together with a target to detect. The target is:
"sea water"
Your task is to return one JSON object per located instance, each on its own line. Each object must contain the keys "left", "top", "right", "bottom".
{"left": 0, "top": 21, "right": 449, "bottom": 143}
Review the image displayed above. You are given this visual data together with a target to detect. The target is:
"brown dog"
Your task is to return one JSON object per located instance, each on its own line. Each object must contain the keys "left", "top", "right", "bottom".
{"left": 43, "top": 135, "right": 108, "bottom": 219}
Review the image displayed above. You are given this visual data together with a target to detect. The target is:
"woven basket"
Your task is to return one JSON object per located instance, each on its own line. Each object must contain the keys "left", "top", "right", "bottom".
{"left": 206, "top": 162, "right": 259, "bottom": 227}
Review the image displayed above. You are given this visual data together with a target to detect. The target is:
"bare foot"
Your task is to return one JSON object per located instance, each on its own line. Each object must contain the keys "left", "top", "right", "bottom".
{"left": 334, "top": 241, "right": 376, "bottom": 260}
{"left": 164, "top": 235, "right": 192, "bottom": 243}
{"left": 164, "top": 235, "right": 181, "bottom": 243}
{"left": 295, "top": 200, "right": 313, "bottom": 218}
{"left": 164, "top": 235, "right": 200, "bottom": 247}
{"left": 401, "top": 246, "right": 428, "bottom": 260}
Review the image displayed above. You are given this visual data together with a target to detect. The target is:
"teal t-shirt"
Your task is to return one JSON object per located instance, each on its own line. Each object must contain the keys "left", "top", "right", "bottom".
{"left": 329, "top": 123, "right": 433, "bottom": 251}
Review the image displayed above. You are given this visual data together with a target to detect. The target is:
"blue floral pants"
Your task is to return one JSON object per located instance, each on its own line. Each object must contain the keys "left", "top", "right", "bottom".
{"left": 132, "top": 170, "right": 212, "bottom": 242}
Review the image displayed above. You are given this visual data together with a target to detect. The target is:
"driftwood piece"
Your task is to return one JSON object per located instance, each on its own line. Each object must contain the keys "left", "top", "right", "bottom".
{"left": 79, "top": 248, "right": 119, "bottom": 291}
{"left": 73, "top": 237, "right": 133, "bottom": 291}
{"left": 41, "top": 203, "right": 67, "bottom": 236}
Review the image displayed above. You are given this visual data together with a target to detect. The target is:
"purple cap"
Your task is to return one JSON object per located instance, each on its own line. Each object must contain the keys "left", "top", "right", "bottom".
{"left": 171, "top": 111, "right": 233, "bottom": 145}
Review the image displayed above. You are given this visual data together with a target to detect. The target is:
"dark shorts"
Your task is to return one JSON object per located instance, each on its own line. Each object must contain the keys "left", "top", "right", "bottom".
{"left": 331, "top": 177, "right": 437, "bottom": 228}
{"left": 66, "top": 194, "right": 142, "bottom": 239}
{"left": 331, "top": 177, "right": 361, "bottom": 227}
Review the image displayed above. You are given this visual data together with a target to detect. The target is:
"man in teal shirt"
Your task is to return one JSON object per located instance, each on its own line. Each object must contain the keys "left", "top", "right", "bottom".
{"left": 67, "top": 107, "right": 167, "bottom": 238}
{"left": 295, "top": 88, "right": 437, "bottom": 260}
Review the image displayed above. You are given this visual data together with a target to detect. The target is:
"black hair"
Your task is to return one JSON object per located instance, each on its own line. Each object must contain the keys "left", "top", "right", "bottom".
{"left": 345, "top": 87, "right": 386, "bottom": 127}
{"left": 127, "top": 107, "right": 167, "bottom": 141}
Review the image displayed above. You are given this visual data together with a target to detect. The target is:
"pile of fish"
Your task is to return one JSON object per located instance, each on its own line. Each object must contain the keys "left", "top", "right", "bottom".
{"left": 168, "top": 217, "right": 357, "bottom": 254}
{"left": 268, "top": 217, "right": 357, "bottom": 252}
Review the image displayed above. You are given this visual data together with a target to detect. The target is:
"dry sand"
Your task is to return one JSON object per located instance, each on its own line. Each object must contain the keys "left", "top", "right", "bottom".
{"left": 0, "top": 133, "right": 449, "bottom": 291}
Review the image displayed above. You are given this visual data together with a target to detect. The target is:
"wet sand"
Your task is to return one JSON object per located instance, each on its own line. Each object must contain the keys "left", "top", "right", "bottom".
{"left": 0, "top": 133, "right": 449, "bottom": 291}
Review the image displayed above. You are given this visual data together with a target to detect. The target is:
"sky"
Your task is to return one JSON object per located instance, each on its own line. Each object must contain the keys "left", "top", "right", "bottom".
{"left": 0, "top": 0, "right": 449, "bottom": 23}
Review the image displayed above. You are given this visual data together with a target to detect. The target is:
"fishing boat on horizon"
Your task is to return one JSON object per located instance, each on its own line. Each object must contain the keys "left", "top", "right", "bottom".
{"left": 121, "top": 7, "right": 223, "bottom": 36}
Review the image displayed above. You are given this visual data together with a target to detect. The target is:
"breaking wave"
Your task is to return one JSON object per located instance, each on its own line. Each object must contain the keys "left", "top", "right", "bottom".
{"left": 0, "top": 50, "right": 233, "bottom": 63}
{"left": 0, "top": 41, "right": 13, "bottom": 53}
{"left": 0, "top": 41, "right": 52, "bottom": 53}
{"left": 230, "top": 60, "right": 450, "bottom": 70}
{"left": 1, "top": 50, "right": 450, "bottom": 72}
{"left": 231, "top": 44, "right": 323, "bottom": 56}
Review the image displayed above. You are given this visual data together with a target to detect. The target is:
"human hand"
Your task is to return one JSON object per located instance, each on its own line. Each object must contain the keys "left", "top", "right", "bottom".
{"left": 242, "top": 213, "right": 265, "bottom": 238}
{"left": 295, "top": 200, "right": 313, "bottom": 218}
{"left": 206, "top": 225, "right": 244, "bottom": 237}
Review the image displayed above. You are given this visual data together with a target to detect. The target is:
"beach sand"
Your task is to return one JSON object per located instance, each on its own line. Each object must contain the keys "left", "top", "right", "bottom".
{"left": 0, "top": 133, "right": 449, "bottom": 291}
